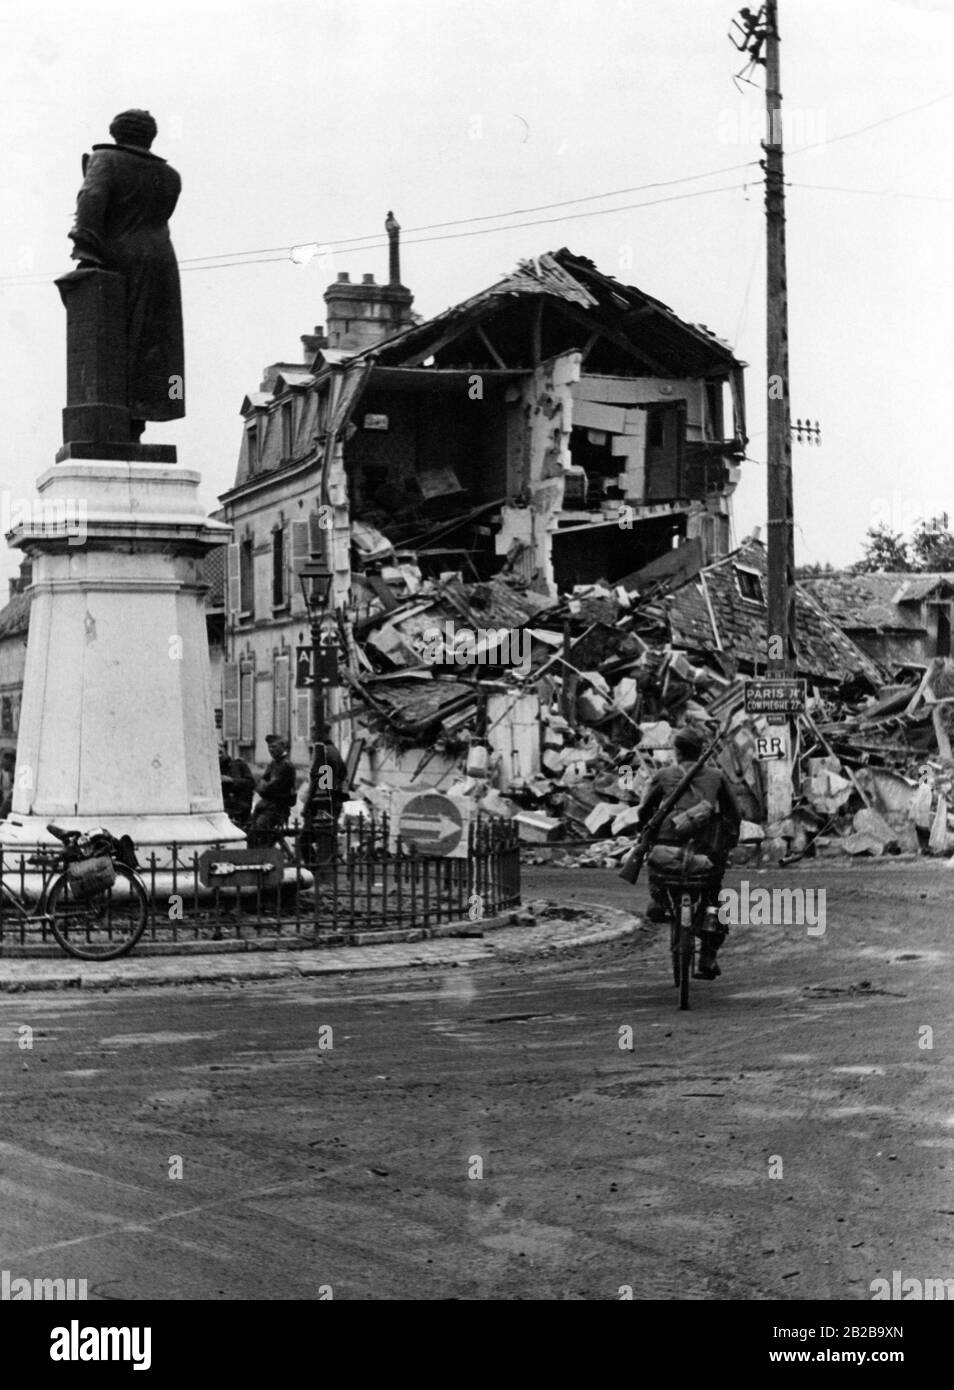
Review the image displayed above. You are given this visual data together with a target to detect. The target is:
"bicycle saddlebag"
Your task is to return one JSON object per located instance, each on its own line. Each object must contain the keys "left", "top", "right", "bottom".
{"left": 647, "top": 844, "right": 714, "bottom": 875}
{"left": 67, "top": 856, "right": 117, "bottom": 900}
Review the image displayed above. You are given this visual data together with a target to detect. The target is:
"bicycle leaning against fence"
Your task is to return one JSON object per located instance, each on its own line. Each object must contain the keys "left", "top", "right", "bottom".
{"left": 0, "top": 823, "right": 149, "bottom": 961}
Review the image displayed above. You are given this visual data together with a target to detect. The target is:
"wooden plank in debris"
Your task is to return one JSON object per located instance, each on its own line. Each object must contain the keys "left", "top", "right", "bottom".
{"left": 932, "top": 702, "right": 954, "bottom": 761}
{"left": 905, "top": 664, "right": 933, "bottom": 716}
{"left": 364, "top": 574, "right": 401, "bottom": 612}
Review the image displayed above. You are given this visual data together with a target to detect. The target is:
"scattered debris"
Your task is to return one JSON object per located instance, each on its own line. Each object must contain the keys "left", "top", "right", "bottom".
{"left": 338, "top": 526, "right": 954, "bottom": 866}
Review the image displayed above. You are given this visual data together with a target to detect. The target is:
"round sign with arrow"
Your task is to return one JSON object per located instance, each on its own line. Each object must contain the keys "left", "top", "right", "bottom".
{"left": 397, "top": 793, "right": 464, "bottom": 856}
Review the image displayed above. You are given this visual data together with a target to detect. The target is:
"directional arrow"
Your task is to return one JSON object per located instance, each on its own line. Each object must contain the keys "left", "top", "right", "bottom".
{"left": 400, "top": 814, "right": 462, "bottom": 841}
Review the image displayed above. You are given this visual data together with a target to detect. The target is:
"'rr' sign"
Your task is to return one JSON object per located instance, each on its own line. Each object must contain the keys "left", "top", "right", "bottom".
{"left": 755, "top": 734, "right": 785, "bottom": 761}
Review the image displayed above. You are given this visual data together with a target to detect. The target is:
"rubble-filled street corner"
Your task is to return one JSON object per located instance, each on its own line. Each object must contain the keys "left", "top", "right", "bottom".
{"left": 2, "top": 0, "right": 954, "bottom": 1355}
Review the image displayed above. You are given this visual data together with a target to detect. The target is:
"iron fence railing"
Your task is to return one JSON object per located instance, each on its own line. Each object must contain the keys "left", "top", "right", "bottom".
{"left": 0, "top": 812, "right": 521, "bottom": 950}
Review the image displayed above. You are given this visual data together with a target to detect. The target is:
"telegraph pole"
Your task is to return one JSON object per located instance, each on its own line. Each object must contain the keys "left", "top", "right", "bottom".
{"left": 730, "top": 0, "right": 796, "bottom": 826}
{"left": 763, "top": 0, "right": 796, "bottom": 824}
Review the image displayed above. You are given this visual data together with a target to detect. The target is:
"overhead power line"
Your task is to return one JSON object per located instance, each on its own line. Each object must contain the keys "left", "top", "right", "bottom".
{"left": 790, "top": 182, "right": 954, "bottom": 203}
{"left": 178, "top": 158, "right": 761, "bottom": 264}
{"left": 180, "top": 183, "right": 746, "bottom": 272}
{"left": 2, "top": 87, "right": 952, "bottom": 288}
{"left": 0, "top": 182, "right": 750, "bottom": 285}
{"left": 785, "top": 87, "right": 954, "bottom": 159}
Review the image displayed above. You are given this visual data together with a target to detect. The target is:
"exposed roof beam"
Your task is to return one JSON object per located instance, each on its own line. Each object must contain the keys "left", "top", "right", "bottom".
{"left": 579, "top": 331, "right": 600, "bottom": 366}
{"left": 531, "top": 299, "right": 543, "bottom": 367}
{"left": 401, "top": 304, "right": 498, "bottom": 366}
{"left": 550, "top": 301, "right": 671, "bottom": 375}
{"left": 476, "top": 323, "right": 508, "bottom": 369}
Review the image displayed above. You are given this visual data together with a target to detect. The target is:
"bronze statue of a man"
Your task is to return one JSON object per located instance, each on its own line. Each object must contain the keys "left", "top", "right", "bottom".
{"left": 68, "top": 110, "right": 185, "bottom": 438}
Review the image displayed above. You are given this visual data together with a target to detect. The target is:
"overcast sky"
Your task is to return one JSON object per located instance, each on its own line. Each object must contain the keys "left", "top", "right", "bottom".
{"left": 2, "top": 0, "right": 952, "bottom": 588}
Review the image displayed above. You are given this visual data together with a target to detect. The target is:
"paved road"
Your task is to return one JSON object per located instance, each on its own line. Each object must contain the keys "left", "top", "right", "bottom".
{"left": 1, "top": 863, "right": 951, "bottom": 1300}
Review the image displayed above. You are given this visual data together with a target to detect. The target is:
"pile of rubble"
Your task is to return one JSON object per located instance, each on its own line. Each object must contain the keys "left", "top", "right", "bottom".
{"left": 805, "top": 658, "right": 954, "bottom": 860}
{"left": 343, "top": 521, "right": 954, "bottom": 864}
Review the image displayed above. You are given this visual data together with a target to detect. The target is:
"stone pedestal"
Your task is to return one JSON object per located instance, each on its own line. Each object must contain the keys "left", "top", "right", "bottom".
{"left": 0, "top": 458, "right": 242, "bottom": 864}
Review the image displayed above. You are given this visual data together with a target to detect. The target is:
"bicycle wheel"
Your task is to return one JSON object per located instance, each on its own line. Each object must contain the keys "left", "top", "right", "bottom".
{"left": 678, "top": 928, "right": 693, "bottom": 1010}
{"left": 669, "top": 920, "right": 681, "bottom": 986}
{"left": 46, "top": 863, "right": 148, "bottom": 961}
{"left": 678, "top": 898, "right": 693, "bottom": 1011}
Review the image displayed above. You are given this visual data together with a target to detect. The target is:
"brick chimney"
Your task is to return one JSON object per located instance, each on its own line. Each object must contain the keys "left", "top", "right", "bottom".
{"left": 323, "top": 213, "right": 414, "bottom": 352}
{"left": 386, "top": 209, "right": 402, "bottom": 288}
{"left": 300, "top": 325, "right": 329, "bottom": 362}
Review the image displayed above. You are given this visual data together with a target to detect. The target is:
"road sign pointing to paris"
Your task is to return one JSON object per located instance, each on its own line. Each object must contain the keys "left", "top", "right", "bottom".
{"left": 398, "top": 793, "right": 464, "bottom": 856}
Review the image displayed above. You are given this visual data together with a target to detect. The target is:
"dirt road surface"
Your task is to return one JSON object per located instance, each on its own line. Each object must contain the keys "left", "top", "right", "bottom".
{"left": 1, "top": 863, "right": 951, "bottom": 1300}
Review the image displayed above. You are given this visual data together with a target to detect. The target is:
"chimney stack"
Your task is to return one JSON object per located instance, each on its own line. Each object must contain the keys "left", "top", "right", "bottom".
{"left": 386, "top": 210, "right": 401, "bottom": 288}
{"left": 322, "top": 212, "right": 414, "bottom": 352}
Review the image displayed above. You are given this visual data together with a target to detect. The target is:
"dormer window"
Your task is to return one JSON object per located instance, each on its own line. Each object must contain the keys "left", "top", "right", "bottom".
{"left": 735, "top": 565, "right": 764, "bottom": 604}
{"left": 247, "top": 421, "right": 260, "bottom": 474}
{"left": 281, "top": 400, "right": 294, "bottom": 460}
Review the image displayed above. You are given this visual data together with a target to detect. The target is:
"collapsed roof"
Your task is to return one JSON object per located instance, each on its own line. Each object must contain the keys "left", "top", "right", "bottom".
{"left": 803, "top": 572, "right": 954, "bottom": 635}
{"left": 340, "top": 248, "right": 746, "bottom": 382}
{"left": 661, "top": 540, "right": 885, "bottom": 686}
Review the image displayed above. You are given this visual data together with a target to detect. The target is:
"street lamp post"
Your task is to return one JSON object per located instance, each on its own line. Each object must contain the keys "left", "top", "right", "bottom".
{"left": 297, "top": 558, "right": 335, "bottom": 740}
{"left": 296, "top": 559, "right": 337, "bottom": 869}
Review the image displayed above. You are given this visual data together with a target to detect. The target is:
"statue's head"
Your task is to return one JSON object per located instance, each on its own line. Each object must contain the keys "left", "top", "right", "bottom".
{"left": 109, "top": 109, "right": 158, "bottom": 149}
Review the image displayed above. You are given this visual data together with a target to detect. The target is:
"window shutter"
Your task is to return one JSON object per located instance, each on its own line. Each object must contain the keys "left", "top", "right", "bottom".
{"left": 290, "top": 520, "right": 309, "bottom": 612}
{"left": 309, "top": 508, "right": 328, "bottom": 560}
{"left": 240, "top": 656, "right": 255, "bottom": 745}
{"left": 295, "top": 691, "right": 311, "bottom": 744}
{"left": 273, "top": 653, "right": 291, "bottom": 741}
{"left": 222, "top": 661, "right": 240, "bottom": 740}
{"left": 272, "top": 529, "right": 284, "bottom": 608}
{"left": 227, "top": 542, "right": 241, "bottom": 615}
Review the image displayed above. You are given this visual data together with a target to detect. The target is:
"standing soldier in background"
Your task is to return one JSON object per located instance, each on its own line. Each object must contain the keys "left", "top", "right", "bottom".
{"left": 0, "top": 750, "right": 15, "bottom": 820}
{"left": 219, "top": 742, "right": 255, "bottom": 830}
{"left": 303, "top": 729, "right": 349, "bottom": 866}
{"left": 248, "top": 736, "right": 297, "bottom": 847}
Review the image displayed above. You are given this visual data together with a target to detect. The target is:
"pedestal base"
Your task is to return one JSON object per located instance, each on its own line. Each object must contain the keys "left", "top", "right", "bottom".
{"left": 6, "top": 458, "right": 233, "bottom": 862}
{"left": 56, "top": 441, "right": 178, "bottom": 464}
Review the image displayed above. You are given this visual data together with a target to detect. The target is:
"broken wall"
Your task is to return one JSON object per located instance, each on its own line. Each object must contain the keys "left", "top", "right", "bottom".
{"left": 506, "top": 350, "right": 581, "bottom": 593}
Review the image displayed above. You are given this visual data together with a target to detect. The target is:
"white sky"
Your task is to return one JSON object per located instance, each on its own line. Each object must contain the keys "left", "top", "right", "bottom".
{"left": 2, "top": 0, "right": 953, "bottom": 589}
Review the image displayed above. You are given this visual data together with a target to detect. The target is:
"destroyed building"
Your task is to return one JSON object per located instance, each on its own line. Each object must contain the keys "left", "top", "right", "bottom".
{"left": 217, "top": 223, "right": 748, "bottom": 772}
{"left": 802, "top": 572, "right": 954, "bottom": 669}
